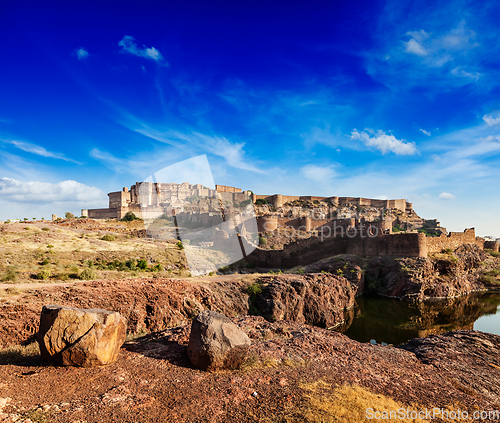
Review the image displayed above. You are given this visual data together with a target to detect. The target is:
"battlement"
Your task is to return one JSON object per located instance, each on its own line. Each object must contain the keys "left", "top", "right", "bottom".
{"left": 252, "top": 192, "right": 410, "bottom": 212}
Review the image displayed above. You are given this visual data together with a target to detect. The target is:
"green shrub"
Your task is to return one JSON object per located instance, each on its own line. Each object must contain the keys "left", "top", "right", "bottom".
{"left": 41, "top": 227, "right": 50, "bottom": 232}
{"left": 485, "top": 249, "right": 500, "bottom": 258}
{"left": 36, "top": 269, "right": 51, "bottom": 280}
{"left": 125, "top": 260, "right": 137, "bottom": 270}
{"left": 121, "top": 212, "right": 138, "bottom": 222}
{"left": 101, "top": 234, "right": 115, "bottom": 242}
{"left": 152, "top": 263, "right": 163, "bottom": 272}
{"left": 255, "top": 198, "right": 269, "bottom": 206}
{"left": 65, "top": 212, "right": 75, "bottom": 219}
{"left": 259, "top": 237, "right": 268, "bottom": 245}
{"left": 2, "top": 266, "right": 18, "bottom": 282}
{"left": 177, "top": 241, "right": 184, "bottom": 250}
{"left": 39, "top": 258, "right": 50, "bottom": 266}
{"left": 79, "top": 268, "right": 97, "bottom": 280}
{"left": 246, "top": 282, "right": 263, "bottom": 296}
{"left": 137, "top": 259, "right": 148, "bottom": 270}
{"left": 480, "top": 273, "right": 499, "bottom": 285}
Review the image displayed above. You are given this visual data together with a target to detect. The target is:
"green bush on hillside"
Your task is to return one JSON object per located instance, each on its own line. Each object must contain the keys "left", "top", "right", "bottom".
{"left": 121, "top": 212, "right": 139, "bottom": 222}
{"left": 36, "top": 269, "right": 51, "bottom": 280}
{"left": 2, "top": 266, "right": 18, "bottom": 282}
{"left": 79, "top": 268, "right": 97, "bottom": 281}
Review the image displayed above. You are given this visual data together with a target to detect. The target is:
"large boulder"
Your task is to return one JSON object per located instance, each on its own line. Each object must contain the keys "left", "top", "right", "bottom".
{"left": 37, "top": 304, "right": 127, "bottom": 367}
{"left": 249, "top": 273, "right": 356, "bottom": 328}
{"left": 187, "top": 310, "right": 251, "bottom": 371}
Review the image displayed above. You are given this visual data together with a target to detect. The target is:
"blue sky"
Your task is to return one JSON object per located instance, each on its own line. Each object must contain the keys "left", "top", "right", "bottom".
{"left": 1, "top": 0, "right": 500, "bottom": 236}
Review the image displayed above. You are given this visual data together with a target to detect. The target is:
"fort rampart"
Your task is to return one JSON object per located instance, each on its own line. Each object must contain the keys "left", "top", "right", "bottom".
{"left": 245, "top": 228, "right": 492, "bottom": 269}
{"left": 425, "top": 229, "right": 484, "bottom": 253}
{"left": 252, "top": 193, "right": 409, "bottom": 212}
{"left": 245, "top": 232, "right": 427, "bottom": 268}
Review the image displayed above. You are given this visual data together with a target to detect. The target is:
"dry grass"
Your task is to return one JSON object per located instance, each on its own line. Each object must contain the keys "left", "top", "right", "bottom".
{"left": 0, "top": 342, "right": 40, "bottom": 364}
{"left": 299, "top": 381, "right": 472, "bottom": 422}
{"left": 0, "top": 221, "right": 186, "bottom": 283}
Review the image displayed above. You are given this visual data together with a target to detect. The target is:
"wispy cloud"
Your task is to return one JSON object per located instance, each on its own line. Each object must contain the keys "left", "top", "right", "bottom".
{"left": 301, "top": 126, "right": 344, "bottom": 149}
{"left": 2, "top": 139, "right": 80, "bottom": 163}
{"left": 450, "top": 66, "right": 481, "bottom": 81}
{"left": 118, "top": 35, "right": 167, "bottom": 65}
{"left": 402, "top": 21, "right": 479, "bottom": 68}
{"left": 483, "top": 112, "right": 500, "bottom": 126}
{"left": 367, "top": 13, "right": 489, "bottom": 90}
{"left": 0, "top": 177, "right": 104, "bottom": 204}
{"left": 439, "top": 192, "right": 456, "bottom": 200}
{"left": 136, "top": 127, "right": 265, "bottom": 173}
{"left": 404, "top": 30, "right": 429, "bottom": 56}
{"left": 75, "top": 48, "right": 89, "bottom": 60}
{"left": 302, "top": 164, "right": 336, "bottom": 183}
{"left": 350, "top": 129, "right": 418, "bottom": 155}
{"left": 419, "top": 129, "right": 431, "bottom": 136}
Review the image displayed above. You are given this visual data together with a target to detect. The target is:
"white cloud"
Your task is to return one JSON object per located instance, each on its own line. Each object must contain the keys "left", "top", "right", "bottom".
{"left": 483, "top": 112, "right": 500, "bottom": 126}
{"left": 76, "top": 48, "right": 89, "bottom": 60}
{"left": 118, "top": 36, "right": 167, "bottom": 65}
{"left": 403, "top": 22, "right": 479, "bottom": 65}
{"left": 439, "top": 192, "right": 456, "bottom": 200}
{"left": 301, "top": 164, "right": 336, "bottom": 182}
{"left": 367, "top": 20, "right": 483, "bottom": 90}
{"left": 302, "top": 126, "right": 342, "bottom": 149}
{"left": 404, "top": 38, "right": 428, "bottom": 56}
{"left": 2, "top": 139, "right": 80, "bottom": 163}
{"left": 0, "top": 178, "right": 104, "bottom": 204}
{"left": 135, "top": 127, "right": 265, "bottom": 173}
{"left": 450, "top": 66, "right": 481, "bottom": 81}
{"left": 419, "top": 129, "right": 431, "bottom": 136}
{"left": 350, "top": 129, "right": 418, "bottom": 155}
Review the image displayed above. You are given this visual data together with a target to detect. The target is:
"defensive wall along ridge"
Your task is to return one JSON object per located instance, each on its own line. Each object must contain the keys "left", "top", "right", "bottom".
{"left": 246, "top": 228, "right": 499, "bottom": 268}
{"left": 81, "top": 183, "right": 499, "bottom": 266}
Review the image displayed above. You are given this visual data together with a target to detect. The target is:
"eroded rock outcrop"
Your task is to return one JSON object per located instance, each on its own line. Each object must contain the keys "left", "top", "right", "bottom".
{"left": 250, "top": 273, "right": 356, "bottom": 328}
{"left": 365, "top": 244, "right": 499, "bottom": 300}
{"left": 37, "top": 304, "right": 127, "bottom": 367}
{"left": 399, "top": 330, "right": 500, "bottom": 406}
{"left": 187, "top": 310, "right": 251, "bottom": 371}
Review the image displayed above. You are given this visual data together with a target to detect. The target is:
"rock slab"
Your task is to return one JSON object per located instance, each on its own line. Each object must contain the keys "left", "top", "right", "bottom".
{"left": 37, "top": 304, "right": 127, "bottom": 367}
{"left": 187, "top": 310, "right": 251, "bottom": 371}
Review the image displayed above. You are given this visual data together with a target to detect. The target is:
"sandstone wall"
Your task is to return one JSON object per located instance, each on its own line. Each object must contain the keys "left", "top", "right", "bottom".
{"left": 87, "top": 208, "right": 119, "bottom": 219}
{"left": 425, "top": 229, "right": 482, "bottom": 253}
{"left": 216, "top": 185, "right": 242, "bottom": 193}
{"left": 484, "top": 240, "right": 500, "bottom": 252}
{"left": 246, "top": 232, "right": 426, "bottom": 269}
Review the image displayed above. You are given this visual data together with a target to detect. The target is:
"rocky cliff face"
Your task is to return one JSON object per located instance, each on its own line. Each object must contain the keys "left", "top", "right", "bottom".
{"left": 399, "top": 330, "right": 500, "bottom": 406}
{"left": 0, "top": 273, "right": 357, "bottom": 347}
{"left": 249, "top": 273, "right": 356, "bottom": 329}
{"left": 365, "top": 244, "right": 499, "bottom": 300}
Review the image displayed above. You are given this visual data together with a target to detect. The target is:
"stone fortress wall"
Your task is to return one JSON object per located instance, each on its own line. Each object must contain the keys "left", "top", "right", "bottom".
{"left": 253, "top": 193, "right": 410, "bottom": 213}
{"left": 83, "top": 183, "right": 499, "bottom": 263}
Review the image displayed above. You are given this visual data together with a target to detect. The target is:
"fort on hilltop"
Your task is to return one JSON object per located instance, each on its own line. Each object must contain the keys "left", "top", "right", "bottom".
{"left": 82, "top": 183, "right": 499, "bottom": 263}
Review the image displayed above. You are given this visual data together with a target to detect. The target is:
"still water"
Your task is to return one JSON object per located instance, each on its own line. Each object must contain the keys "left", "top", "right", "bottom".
{"left": 335, "top": 293, "right": 500, "bottom": 345}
